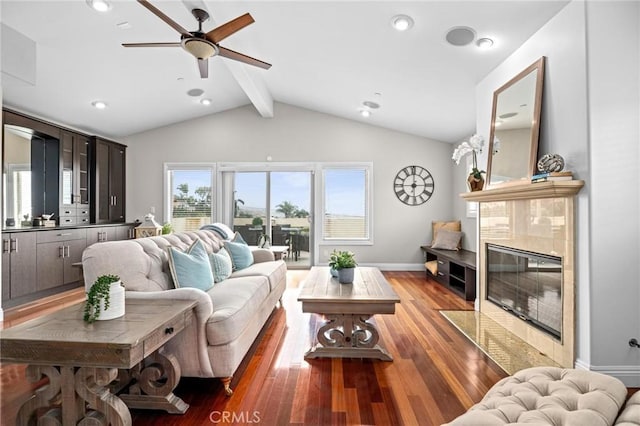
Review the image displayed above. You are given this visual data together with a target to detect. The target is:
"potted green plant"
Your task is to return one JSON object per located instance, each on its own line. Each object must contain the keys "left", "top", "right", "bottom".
{"left": 161, "top": 222, "right": 173, "bottom": 235}
{"left": 84, "top": 274, "right": 124, "bottom": 323}
{"left": 328, "top": 250, "right": 357, "bottom": 283}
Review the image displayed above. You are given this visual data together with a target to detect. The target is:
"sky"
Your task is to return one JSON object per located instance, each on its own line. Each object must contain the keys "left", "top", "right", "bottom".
{"left": 171, "top": 169, "right": 365, "bottom": 217}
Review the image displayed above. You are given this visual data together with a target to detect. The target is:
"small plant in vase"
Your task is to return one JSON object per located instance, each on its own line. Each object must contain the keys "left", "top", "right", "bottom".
{"left": 328, "top": 250, "right": 357, "bottom": 283}
{"left": 84, "top": 274, "right": 124, "bottom": 323}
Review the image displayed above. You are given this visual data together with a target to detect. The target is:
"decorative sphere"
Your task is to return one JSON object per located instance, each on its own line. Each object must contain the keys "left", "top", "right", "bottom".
{"left": 537, "top": 154, "right": 565, "bottom": 173}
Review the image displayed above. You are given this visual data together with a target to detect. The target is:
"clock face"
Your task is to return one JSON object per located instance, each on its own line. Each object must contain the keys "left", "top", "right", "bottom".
{"left": 393, "top": 165, "right": 435, "bottom": 206}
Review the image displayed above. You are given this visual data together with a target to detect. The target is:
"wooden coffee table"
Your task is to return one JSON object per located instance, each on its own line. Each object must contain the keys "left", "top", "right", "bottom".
{"left": 0, "top": 298, "right": 196, "bottom": 426}
{"left": 298, "top": 266, "right": 400, "bottom": 361}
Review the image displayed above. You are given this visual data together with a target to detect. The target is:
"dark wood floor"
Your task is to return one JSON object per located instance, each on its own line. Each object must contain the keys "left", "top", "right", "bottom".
{"left": 1, "top": 271, "right": 511, "bottom": 425}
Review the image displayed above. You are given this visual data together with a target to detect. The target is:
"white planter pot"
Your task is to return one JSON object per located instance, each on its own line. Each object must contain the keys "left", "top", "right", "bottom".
{"left": 338, "top": 267, "right": 355, "bottom": 284}
{"left": 97, "top": 281, "right": 125, "bottom": 321}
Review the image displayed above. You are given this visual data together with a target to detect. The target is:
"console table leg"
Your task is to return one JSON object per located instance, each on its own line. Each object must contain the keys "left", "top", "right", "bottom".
{"left": 118, "top": 351, "right": 189, "bottom": 413}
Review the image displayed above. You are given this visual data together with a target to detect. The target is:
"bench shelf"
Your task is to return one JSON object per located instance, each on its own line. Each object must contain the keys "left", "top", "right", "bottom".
{"left": 420, "top": 246, "right": 476, "bottom": 301}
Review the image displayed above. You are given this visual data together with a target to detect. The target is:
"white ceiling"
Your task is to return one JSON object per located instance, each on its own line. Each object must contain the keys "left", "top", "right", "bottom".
{"left": 1, "top": 1, "right": 569, "bottom": 143}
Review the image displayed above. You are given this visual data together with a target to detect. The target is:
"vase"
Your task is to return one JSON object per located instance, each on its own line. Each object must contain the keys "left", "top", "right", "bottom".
{"left": 467, "top": 174, "right": 484, "bottom": 192}
{"left": 97, "top": 281, "right": 125, "bottom": 321}
{"left": 337, "top": 267, "right": 355, "bottom": 284}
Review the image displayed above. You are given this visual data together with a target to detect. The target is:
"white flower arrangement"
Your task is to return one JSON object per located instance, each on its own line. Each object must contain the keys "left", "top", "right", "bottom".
{"left": 452, "top": 134, "right": 500, "bottom": 179}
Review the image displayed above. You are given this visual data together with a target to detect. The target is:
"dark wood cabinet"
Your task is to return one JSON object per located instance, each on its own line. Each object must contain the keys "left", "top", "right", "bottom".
{"left": 92, "top": 137, "right": 126, "bottom": 223}
{"left": 86, "top": 224, "right": 135, "bottom": 247}
{"left": 421, "top": 246, "right": 477, "bottom": 301}
{"left": 36, "top": 229, "right": 87, "bottom": 292}
{"left": 2, "top": 232, "right": 38, "bottom": 301}
{"left": 60, "top": 131, "right": 91, "bottom": 225}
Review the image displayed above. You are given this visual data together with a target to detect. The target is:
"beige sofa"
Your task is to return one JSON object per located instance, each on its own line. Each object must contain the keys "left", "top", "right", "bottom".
{"left": 445, "top": 366, "right": 640, "bottom": 426}
{"left": 81, "top": 229, "right": 286, "bottom": 395}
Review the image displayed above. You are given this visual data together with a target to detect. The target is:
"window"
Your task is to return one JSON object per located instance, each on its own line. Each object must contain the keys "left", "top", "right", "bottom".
{"left": 164, "top": 164, "right": 215, "bottom": 232}
{"left": 321, "top": 165, "right": 372, "bottom": 243}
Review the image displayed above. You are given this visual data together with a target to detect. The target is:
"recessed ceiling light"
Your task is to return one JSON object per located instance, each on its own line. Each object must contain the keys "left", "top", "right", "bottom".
{"left": 391, "top": 15, "right": 414, "bottom": 32}
{"left": 476, "top": 37, "right": 494, "bottom": 49}
{"left": 91, "top": 100, "right": 108, "bottom": 109}
{"left": 200, "top": 98, "right": 212, "bottom": 106}
{"left": 86, "top": 0, "right": 111, "bottom": 13}
{"left": 362, "top": 101, "right": 380, "bottom": 109}
{"left": 359, "top": 109, "right": 371, "bottom": 118}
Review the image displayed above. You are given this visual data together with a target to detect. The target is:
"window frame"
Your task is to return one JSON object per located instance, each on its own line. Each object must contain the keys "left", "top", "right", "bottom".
{"left": 317, "top": 162, "right": 373, "bottom": 246}
{"left": 163, "top": 162, "right": 217, "bottom": 228}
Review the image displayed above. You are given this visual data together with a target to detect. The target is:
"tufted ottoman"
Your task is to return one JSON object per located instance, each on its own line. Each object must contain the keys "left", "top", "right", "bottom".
{"left": 445, "top": 366, "right": 629, "bottom": 426}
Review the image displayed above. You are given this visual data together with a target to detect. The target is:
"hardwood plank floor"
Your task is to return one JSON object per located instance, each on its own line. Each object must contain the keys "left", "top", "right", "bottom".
{"left": 1, "top": 271, "right": 509, "bottom": 425}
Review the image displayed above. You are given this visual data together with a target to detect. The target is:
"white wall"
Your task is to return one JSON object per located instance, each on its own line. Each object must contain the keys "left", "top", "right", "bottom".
{"left": 471, "top": 0, "right": 640, "bottom": 386}
{"left": 584, "top": 0, "right": 640, "bottom": 386}
{"left": 124, "top": 102, "right": 454, "bottom": 269}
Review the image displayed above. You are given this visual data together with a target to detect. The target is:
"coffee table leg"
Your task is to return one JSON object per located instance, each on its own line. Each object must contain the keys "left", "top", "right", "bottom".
{"left": 118, "top": 351, "right": 189, "bottom": 414}
{"left": 306, "top": 314, "right": 393, "bottom": 361}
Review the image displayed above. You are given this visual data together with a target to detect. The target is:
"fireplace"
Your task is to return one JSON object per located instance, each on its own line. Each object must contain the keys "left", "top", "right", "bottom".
{"left": 461, "top": 181, "right": 584, "bottom": 367}
{"left": 486, "top": 244, "right": 562, "bottom": 340}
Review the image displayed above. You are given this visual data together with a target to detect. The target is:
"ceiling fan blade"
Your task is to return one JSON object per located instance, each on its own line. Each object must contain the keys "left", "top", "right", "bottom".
{"left": 205, "top": 13, "right": 254, "bottom": 44}
{"left": 218, "top": 46, "right": 271, "bottom": 70}
{"left": 137, "top": 0, "right": 192, "bottom": 37}
{"left": 122, "top": 42, "right": 181, "bottom": 47}
{"left": 197, "top": 58, "right": 208, "bottom": 78}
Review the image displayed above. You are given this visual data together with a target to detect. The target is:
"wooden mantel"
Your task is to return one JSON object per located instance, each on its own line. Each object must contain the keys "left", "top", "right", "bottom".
{"left": 460, "top": 180, "right": 585, "bottom": 202}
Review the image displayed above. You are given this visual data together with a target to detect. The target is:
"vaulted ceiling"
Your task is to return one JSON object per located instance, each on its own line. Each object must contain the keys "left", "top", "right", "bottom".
{"left": 1, "top": 1, "right": 569, "bottom": 143}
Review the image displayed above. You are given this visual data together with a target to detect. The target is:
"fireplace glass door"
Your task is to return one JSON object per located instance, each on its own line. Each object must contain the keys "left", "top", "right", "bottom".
{"left": 486, "top": 244, "right": 562, "bottom": 339}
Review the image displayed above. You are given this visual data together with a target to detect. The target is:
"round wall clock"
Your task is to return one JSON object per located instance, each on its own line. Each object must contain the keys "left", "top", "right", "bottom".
{"left": 393, "top": 165, "right": 435, "bottom": 206}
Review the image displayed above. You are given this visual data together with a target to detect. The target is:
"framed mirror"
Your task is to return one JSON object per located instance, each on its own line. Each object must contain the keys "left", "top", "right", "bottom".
{"left": 486, "top": 57, "right": 545, "bottom": 187}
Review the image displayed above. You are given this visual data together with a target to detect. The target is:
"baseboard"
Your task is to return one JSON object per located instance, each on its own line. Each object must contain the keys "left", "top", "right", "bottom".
{"left": 575, "top": 358, "right": 640, "bottom": 387}
{"left": 360, "top": 263, "right": 424, "bottom": 272}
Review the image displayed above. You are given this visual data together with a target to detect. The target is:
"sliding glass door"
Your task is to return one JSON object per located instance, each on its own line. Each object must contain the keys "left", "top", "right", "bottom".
{"left": 232, "top": 170, "right": 312, "bottom": 269}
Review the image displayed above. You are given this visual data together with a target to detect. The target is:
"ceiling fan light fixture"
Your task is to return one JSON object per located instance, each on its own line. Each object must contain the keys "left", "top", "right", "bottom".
{"left": 182, "top": 38, "right": 218, "bottom": 59}
{"left": 391, "top": 14, "right": 414, "bottom": 32}
{"left": 86, "top": 0, "right": 111, "bottom": 13}
{"left": 91, "top": 100, "right": 108, "bottom": 109}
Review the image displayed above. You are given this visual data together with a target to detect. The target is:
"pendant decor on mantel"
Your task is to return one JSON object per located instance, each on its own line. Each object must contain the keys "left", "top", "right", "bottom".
{"left": 467, "top": 174, "right": 485, "bottom": 192}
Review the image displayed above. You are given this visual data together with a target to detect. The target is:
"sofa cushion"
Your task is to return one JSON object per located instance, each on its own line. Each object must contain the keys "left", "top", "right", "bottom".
{"left": 445, "top": 367, "right": 628, "bottom": 426}
{"left": 167, "top": 239, "right": 214, "bottom": 291}
{"left": 209, "top": 247, "right": 233, "bottom": 283}
{"left": 224, "top": 240, "right": 254, "bottom": 271}
{"left": 616, "top": 391, "right": 640, "bottom": 426}
{"left": 230, "top": 259, "right": 287, "bottom": 292}
{"left": 204, "top": 275, "right": 271, "bottom": 346}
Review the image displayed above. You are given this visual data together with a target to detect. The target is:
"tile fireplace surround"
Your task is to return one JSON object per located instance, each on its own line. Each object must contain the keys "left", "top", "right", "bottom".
{"left": 461, "top": 181, "right": 584, "bottom": 367}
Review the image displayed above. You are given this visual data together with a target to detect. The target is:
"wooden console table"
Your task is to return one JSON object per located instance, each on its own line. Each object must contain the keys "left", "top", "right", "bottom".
{"left": 420, "top": 246, "right": 476, "bottom": 301}
{"left": 0, "top": 298, "right": 196, "bottom": 425}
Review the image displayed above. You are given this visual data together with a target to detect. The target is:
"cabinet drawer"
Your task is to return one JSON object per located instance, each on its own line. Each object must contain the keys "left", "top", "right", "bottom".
{"left": 143, "top": 309, "right": 192, "bottom": 358}
{"left": 77, "top": 206, "right": 90, "bottom": 217}
{"left": 59, "top": 216, "right": 77, "bottom": 226}
{"left": 436, "top": 259, "right": 449, "bottom": 274}
{"left": 77, "top": 217, "right": 91, "bottom": 225}
{"left": 37, "top": 228, "right": 86, "bottom": 243}
{"left": 59, "top": 206, "right": 76, "bottom": 217}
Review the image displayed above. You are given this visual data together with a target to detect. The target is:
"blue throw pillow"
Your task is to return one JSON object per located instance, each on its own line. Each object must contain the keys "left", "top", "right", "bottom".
{"left": 210, "top": 247, "right": 233, "bottom": 283}
{"left": 167, "top": 239, "right": 214, "bottom": 291}
{"left": 224, "top": 240, "right": 254, "bottom": 271}
{"left": 232, "top": 232, "right": 248, "bottom": 245}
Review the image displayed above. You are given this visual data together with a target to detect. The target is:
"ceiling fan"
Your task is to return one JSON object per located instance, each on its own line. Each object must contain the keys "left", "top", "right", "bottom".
{"left": 123, "top": 0, "right": 271, "bottom": 78}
